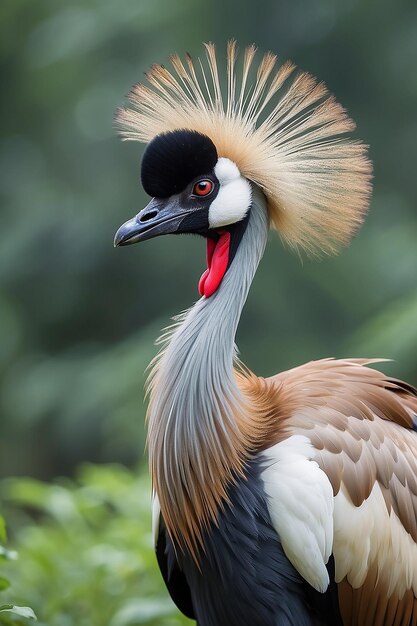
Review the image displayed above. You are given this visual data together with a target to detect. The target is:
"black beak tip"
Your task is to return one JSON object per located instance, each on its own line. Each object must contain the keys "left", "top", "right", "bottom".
{"left": 113, "top": 230, "right": 124, "bottom": 248}
{"left": 114, "top": 220, "right": 138, "bottom": 248}
{"left": 114, "top": 234, "right": 132, "bottom": 248}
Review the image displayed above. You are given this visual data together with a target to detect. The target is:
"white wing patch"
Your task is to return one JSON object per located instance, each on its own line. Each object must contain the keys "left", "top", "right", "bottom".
{"left": 208, "top": 158, "right": 252, "bottom": 228}
{"left": 260, "top": 434, "right": 334, "bottom": 592}
{"left": 333, "top": 482, "right": 417, "bottom": 598}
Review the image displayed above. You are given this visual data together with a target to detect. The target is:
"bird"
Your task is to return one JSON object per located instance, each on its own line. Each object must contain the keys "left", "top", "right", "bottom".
{"left": 113, "top": 41, "right": 417, "bottom": 626}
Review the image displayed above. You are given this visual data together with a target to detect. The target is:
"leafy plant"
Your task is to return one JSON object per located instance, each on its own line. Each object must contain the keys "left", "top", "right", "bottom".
{"left": 1, "top": 466, "right": 191, "bottom": 626}
{"left": 0, "top": 515, "right": 36, "bottom": 625}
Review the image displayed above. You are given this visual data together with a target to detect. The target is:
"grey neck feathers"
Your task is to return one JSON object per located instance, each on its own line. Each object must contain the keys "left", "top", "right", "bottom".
{"left": 147, "top": 185, "right": 268, "bottom": 550}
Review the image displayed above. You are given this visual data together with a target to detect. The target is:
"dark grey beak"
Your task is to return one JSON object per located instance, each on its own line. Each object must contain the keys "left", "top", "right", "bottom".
{"left": 114, "top": 197, "right": 208, "bottom": 247}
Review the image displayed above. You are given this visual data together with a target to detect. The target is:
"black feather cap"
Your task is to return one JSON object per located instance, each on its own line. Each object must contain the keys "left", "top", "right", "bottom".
{"left": 140, "top": 129, "right": 218, "bottom": 198}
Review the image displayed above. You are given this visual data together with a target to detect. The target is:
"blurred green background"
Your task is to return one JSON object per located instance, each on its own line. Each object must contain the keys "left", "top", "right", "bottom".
{"left": 0, "top": 0, "right": 416, "bottom": 623}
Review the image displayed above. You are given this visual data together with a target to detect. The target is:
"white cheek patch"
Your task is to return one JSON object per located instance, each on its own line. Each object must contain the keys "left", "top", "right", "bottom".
{"left": 208, "top": 158, "right": 252, "bottom": 228}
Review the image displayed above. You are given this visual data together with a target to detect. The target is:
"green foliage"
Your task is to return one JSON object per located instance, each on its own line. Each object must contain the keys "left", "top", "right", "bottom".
{"left": 1, "top": 466, "right": 191, "bottom": 626}
{"left": 0, "top": 607, "right": 36, "bottom": 624}
{"left": 0, "top": 515, "right": 36, "bottom": 626}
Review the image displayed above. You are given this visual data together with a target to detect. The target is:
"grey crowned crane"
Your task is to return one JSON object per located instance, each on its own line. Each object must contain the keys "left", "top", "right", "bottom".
{"left": 114, "top": 42, "right": 417, "bottom": 626}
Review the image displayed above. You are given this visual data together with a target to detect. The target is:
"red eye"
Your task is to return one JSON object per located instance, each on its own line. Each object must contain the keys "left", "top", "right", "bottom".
{"left": 193, "top": 180, "right": 214, "bottom": 197}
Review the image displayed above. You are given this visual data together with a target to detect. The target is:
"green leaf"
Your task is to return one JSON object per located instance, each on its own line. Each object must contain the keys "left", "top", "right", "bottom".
{"left": 0, "top": 606, "right": 36, "bottom": 620}
{"left": 0, "top": 517, "right": 6, "bottom": 544}
{"left": 0, "top": 577, "right": 10, "bottom": 592}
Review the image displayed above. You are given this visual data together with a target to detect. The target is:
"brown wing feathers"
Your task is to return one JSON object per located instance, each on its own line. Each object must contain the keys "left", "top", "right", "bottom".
{"left": 264, "top": 359, "right": 417, "bottom": 525}
{"left": 254, "top": 359, "right": 417, "bottom": 625}
{"left": 271, "top": 359, "right": 417, "bottom": 506}
{"left": 338, "top": 577, "right": 417, "bottom": 626}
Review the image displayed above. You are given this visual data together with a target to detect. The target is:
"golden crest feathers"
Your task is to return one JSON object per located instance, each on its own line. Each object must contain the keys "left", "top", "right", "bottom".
{"left": 116, "top": 40, "right": 372, "bottom": 255}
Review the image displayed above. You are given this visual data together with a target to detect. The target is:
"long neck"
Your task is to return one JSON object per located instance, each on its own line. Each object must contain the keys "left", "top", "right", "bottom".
{"left": 147, "top": 186, "right": 269, "bottom": 555}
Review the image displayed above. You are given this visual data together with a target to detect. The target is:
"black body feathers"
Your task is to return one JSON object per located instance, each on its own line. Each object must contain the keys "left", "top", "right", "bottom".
{"left": 156, "top": 459, "right": 342, "bottom": 626}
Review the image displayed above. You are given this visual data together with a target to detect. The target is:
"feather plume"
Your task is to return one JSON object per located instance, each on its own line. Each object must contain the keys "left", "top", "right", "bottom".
{"left": 116, "top": 41, "right": 372, "bottom": 255}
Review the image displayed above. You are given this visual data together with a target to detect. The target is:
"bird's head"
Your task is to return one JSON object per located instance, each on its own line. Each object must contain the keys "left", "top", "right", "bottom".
{"left": 114, "top": 129, "right": 252, "bottom": 297}
{"left": 114, "top": 41, "right": 372, "bottom": 297}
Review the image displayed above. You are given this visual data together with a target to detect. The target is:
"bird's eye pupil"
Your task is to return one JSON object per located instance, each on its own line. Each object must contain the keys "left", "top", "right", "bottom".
{"left": 193, "top": 180, "right": 213, "bottom": 197}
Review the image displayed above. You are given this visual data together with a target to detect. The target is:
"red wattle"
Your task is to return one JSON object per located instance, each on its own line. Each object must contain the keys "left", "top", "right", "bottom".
{"left": 198, "top": 231, "right": 231, "bottom": 298}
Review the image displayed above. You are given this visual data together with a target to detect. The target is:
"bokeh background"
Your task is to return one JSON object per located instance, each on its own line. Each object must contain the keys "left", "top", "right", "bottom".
{"left": 0, "top": 0, "right": 416, "bottom": 624}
